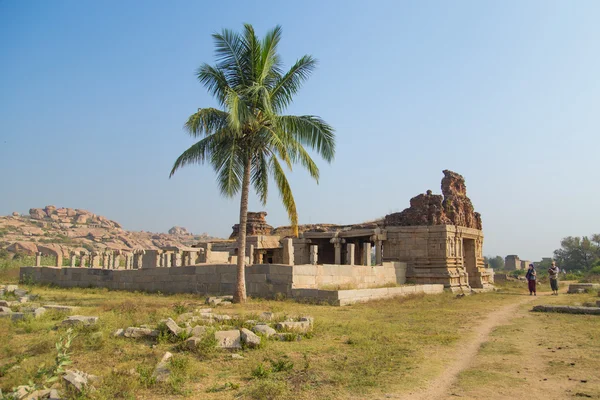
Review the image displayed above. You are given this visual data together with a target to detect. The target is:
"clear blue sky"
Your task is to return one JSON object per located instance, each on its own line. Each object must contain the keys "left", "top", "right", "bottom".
{"left": 1, "top": 1, "right": 599, "bottom": 261}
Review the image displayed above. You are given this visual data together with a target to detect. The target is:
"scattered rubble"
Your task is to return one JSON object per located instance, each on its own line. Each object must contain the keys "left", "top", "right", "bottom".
{"left": 61, "top": 316, "right": 98, "bottom": 327}
{"left": 63, "top": 369, "right": 99, "bottom": 392}
{"left": 152, "top": 352, "right": 173, "bottom": 382}
{"left": 240, "top": 328, "right": 261, "bottom": 348}
{"left": 532, "top": 305, "right": 600, "bottom": 315}
{"left": 215, "top": 330, "right": 242, "bottom": 349}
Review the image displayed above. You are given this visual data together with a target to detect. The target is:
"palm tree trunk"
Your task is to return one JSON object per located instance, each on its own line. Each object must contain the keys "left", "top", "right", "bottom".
{"left": 234, "top": 155, "right": 252, "bottom": 304}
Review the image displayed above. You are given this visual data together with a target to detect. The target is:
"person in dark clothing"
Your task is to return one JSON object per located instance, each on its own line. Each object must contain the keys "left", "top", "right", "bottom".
{"left": 525, "top": 263, "right": 537, "bottom": 296}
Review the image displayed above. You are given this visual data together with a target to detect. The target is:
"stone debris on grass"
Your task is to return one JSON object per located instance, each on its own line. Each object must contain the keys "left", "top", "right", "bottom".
{"left": 0, "top": 312, "right": 25, "bottom": 321}
{"left": 231, "top": 354, "right": 244, "bottom": 360}
{"left": 113, "top": 328, "right": 125, "bottom": 337}
{"left": 164, "top": 318, "right": 181, "bottom": 335}
{"left": 240, "top": 328, "right": 261, "bottom": 348}
{"left": 215, "top": 330, "right": 242, "bottom": 349}
{"left": 532, "top": 305, "right": 600, "bottom": 315}
{"left": 189, "top": 325, "right": 208, "bottom": 337}
{"left": 259, "top": 312, "right": 274, "bottom": 321}
{"left": 61, "top": 316, "right": 98, "bottom": 327}
{"left": 5, "top": 285, "right": 18, "bottom": 293}
{"left": 0, "top": 300, "right": 10, "bottom": 307}
{"left": 219, "top": 301, "right": 232, "bottom": 306}
{"left": 213, "top": 314, "right": 232, "bottom": 322}
{"left": 14, "top": 289, "right": 27, "bottom": 297}
{"left": 567, "top": 283, "right": 600, "bottom": 294}
{"left": 252, "top": 324, "right": 277, "bottom": 337}
{"left": 152, "top": 352, "right": 173, "bottom": 382}
{"left": 34, "top": 307, "right": 46, "bottom": 318}
{"left": 196, "top": 308, "right": 212, "bottom": 313}
{"left": 18, "top": 296, "right": 29, "bottom": 303}
{"left": 63, "top": 370, "right": 99, "bottom": 392}
{"left": 123, "top": 327, "right": 159, "bottom": 338}
{"left": 0, "top": 306, "right": 11, "bottom": 313}
{"left": 206, "top": 297, "right": 222, "bottom": 306}
{"left": 184, "top": 336, "right": 203, "bottom": 351}
{"left": 43, "top": 305, "right": 77, "bottom": 312}
{"left": 275, "top": 321, "right": 311, "bottom": 333}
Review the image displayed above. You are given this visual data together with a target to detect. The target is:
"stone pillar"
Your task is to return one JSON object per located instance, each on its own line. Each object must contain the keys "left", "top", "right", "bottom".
{"left": 163, "top": 253, "right": 172, "bottom": 268}
{"left": 375, "top": 240, "right": 383, "bottom": 265}
{"left": 113, "top": 254, "right": 121, "bottom": 269}
{"left": 174, "top": 252, "right": 182, "bottom": 267}
{"left": 282, "top": 238, "right": 294, "bottom": 265}
{"left": 101, "top": 253, "right": 108, "bottom": 269}
{"left": 363, "top": 242, "right": 372, "bottom": 266}
{"left": 309, "top": 245, "right": 318, "bottom": 265}
{"left": 257, "top": 250, "right": 265, "bottom": 264}
{"left": 346, "top": 243, "right": 355, "bottom": 265}
{"left": 36, "top": 252, "right": 42, "bottom": 267}
{"left": 91, "top": 252, "right": 100, "bottom": 268}
{"left": 330, "top": 238, "right": 344, "bottom": 265}
{"left": 70, "top": 253, "right": 77, "bottom": 268}
{"left": 248, "top": 244, "right": 254, "bottom": 265}
{"left": 55, "top": 252, "right": 63, "bottom": 268}
{"left": 204, "top": 243, "right": 212, "bottom": 263}
{"left": 107, "top": 253, "right": 113, "bottom": 270}
{"left": 189, "top": 251, "right": 198, "bottom": 265}
{"left": 80, "top": 253, "right": 88, "bottom": 268}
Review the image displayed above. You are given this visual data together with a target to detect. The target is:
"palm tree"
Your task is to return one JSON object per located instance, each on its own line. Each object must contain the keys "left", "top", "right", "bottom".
{"left": 169, "top": 24, "right": 335, "bottom": 303}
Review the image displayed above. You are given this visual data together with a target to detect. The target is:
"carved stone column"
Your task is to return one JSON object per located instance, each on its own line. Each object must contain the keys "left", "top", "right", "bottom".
{"left": 346, "top": 243, "right": 355, "bottom": 265}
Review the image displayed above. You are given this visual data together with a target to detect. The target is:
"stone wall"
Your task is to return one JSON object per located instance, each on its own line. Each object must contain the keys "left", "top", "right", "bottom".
{"left": 292, "top": 284, "right": 444, "bottom": 306}
{"left": 290, "top": 262, "right": 405, "bottom": 289}
{"left": 20, "top": 262, "right": 408, "bottom": 299}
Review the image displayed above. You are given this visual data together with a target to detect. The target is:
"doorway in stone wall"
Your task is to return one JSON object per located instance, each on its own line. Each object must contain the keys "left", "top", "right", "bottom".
{"left": 463, "top": 238, "right": 479, "bottom": 288}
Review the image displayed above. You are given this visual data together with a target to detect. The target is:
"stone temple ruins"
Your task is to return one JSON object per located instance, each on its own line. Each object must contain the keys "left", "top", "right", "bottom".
{"left": 20, "top": 170, "right": 493, "bottom": 304}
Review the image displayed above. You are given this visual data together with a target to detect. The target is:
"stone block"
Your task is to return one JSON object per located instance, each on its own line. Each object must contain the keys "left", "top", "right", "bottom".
{"left": 240, "top": 328, "right": 261, "bottom": 348}
{"left": 253, "top": 324, "right": 277, "bottom": 337}
{"left": 61, "top": 316, "right": 98, "bottom": 327}
{"left": 215, "top": 330, "right": 242, "bottom": 349}
{"left": 152, "top": 352, "right": 173, "bottom": 382}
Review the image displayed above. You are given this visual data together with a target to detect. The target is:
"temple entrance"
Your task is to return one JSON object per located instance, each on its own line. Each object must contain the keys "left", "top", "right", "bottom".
{"left": 463, "top": 238, "right": 479, "bottom": 287}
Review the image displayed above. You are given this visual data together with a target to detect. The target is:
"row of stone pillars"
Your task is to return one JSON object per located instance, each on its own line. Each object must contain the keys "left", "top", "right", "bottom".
{"left": 277, "top": 237, "right": 382, "bottom": 266}
{"left": 34, "top": 249, "right": 201, "bottom": 270}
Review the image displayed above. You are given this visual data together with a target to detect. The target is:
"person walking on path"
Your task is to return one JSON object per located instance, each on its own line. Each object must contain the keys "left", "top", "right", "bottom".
{"left": 548, "top": 261, "right": 560, "bottom": 295}
{"left": 526, "top": 263, "right": 537, "bottom": 296}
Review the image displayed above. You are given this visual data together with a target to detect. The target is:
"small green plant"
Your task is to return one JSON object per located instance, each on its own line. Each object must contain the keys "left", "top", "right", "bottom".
{"left": 251, "top": 362, "right": 271, "bottom": 379}
{"left": 172, "top": 302, "right": 187, "bottom": 315}
{"left": 206, "top": 381, "right": 240, "bottom": 393}
{"left": 136, "top": 365, "right": 156, "bottom": 387}
{"left": 167, "top": 356, "right": 191, "bottom": 395}
{"left": 270, "top": 358, "right": 294, "bottom": 373}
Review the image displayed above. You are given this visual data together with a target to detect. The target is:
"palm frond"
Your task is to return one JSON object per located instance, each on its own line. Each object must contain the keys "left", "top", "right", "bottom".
{"left": 270, "top": 55, "right": 317, "bottom": 111}
{"left": 270, "top": 156, "right": 298, "bottom": 230}
{"left": 184, "top": 108, "right": 229, "bottom": 138}
{"left": 169, "top": 135, "right": 216, "bottom": 177}
{"left": 251, "top": 150, "right": 269, "bottom": 205}
{"left": 212, "top": 29, "right": 247, "bottom": 88}
{"left": 277, "top": 115, "right": 335, "bottom": 162}
{"left": 196, "top": 64, "right": 229, "bottom": 105}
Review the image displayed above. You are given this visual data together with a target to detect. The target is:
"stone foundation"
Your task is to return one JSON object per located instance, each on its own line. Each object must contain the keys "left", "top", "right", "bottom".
{"left": 19, "top": 262, "right": 409, "bottom": 303}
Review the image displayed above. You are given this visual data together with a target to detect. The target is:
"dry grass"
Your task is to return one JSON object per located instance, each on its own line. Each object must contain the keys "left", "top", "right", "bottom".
{"left": 453, "top": 287, "right": 600, "bottom": 400}
{"left": 0, "top": 282, "right": 526, "bottom": 399}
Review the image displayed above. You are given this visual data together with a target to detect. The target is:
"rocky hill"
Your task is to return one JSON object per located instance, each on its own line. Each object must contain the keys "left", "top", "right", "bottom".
{"left": 0, "top": 205, "right": 219, "bottom": 257}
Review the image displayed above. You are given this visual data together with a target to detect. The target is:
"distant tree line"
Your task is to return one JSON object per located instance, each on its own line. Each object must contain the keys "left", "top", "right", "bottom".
{"left": 485, "top": 233, "right": 600, "bottom": 273}
{"left": 553, "top": 234, "right": 600, "bottom": 271}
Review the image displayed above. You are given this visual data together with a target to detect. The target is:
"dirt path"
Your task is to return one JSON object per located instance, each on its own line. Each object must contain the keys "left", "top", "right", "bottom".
{"left": 383, "top": 293, "right": 541, "bottom": 400}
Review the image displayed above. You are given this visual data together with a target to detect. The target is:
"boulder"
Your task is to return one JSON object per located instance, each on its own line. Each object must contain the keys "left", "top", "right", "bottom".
{"left": 0, "top": 306, "right": 12, "bottom": 313}
{"left": 252, "top": 324, "right": 277, "bottom": 338}
{"left": 113, "top": 329, "right": 124, "bottom": 337}
{"left": 6, "top": 241, "right": 38, "bottom": 255}
{"left": 0, "top": 300, "right": 10, "bottom": 307}
{"left": 29, "top": 208, "right": 47, "bottom": 220}
{"left": 5, "top": 285, "right": 18, "bottom": 293}
{"left": 215, "top": 330, "right": 242, "bottom": 349}
{"left": 240, "top": 328, "right": 261, "bottom": 348}
{"left": 207, "top": 297, "right": 222, "bottom": 306}
{"left": 61, "top": 316, "right": 98, "bottom": 327}
{"left": 189, "top": 325, "right": 207, "bottom": 337}
{"left": 152, "top": 352, "right": 173, "bottom": 382}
